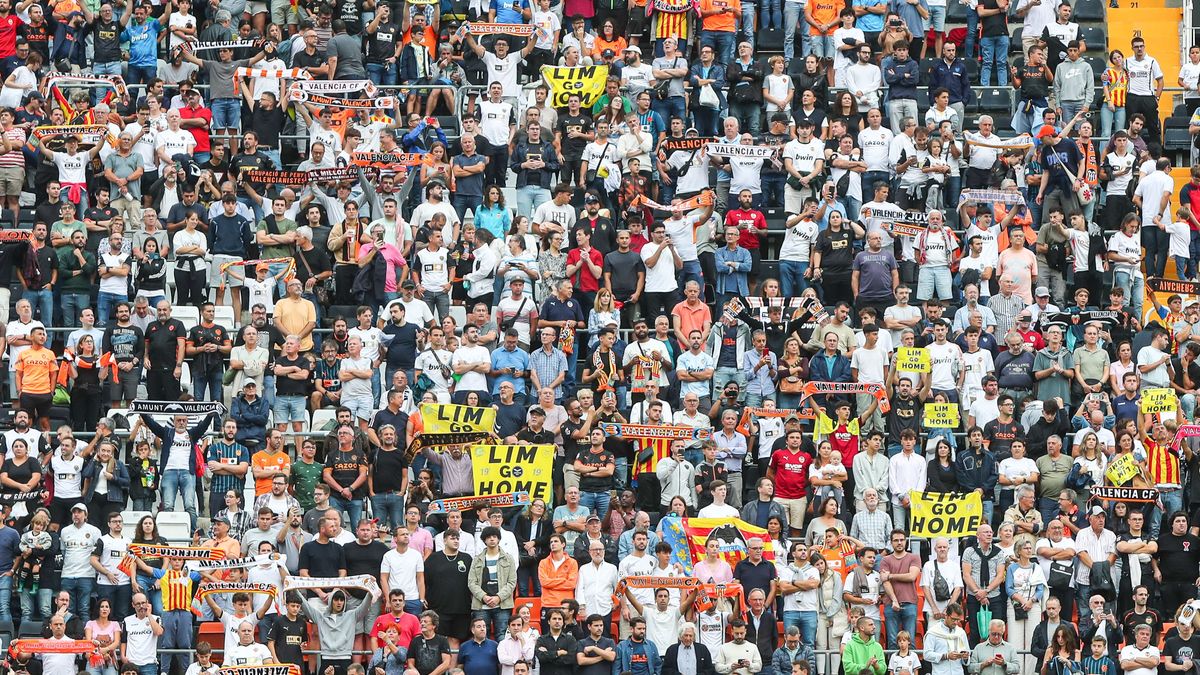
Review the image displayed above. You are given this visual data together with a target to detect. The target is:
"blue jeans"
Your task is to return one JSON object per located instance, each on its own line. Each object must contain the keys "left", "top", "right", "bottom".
{"left": 367, "top": 61, "right": 398, "bottom": 86}
{"left": 97, "top": 291, "right": 127, "bottom": 328}
{"left": 1060, "top": 100, "right": 1085, "bottom": 123}
{"left": 211, "top": 98, "right": 242, "bottom": 131}
{"left": 263, "top": 149, "right": 282, "bottom": 170}
{"left": 453, "top": 194, "right": 483, "bottom": 222}
{"left": 963, "top": 9, "right": 979, "bottom": 60}
{"left": 652, "top": 96, "right": 688, "bottom": 129}
{"left": 763, "top": 174, "right": 785, "bottom": 208}
{"left": 517, "top": 185, "right": 551, "bottom": 219}
{"left": 18, "top": 587, "right": 51, "bottom": 624}
{"left": 60, "top": 576, "right": 94, "bottom": 621}
{"left": 331, "top": 495, "right": 364, "bottom": 528}
{"left": 760, "top": 0, "right": 781, "bottom": 29}
{"left": 701, "top": 30, "right": 737, "bottom": 64}
{"left": 1113, "top": 271, "right": 1144, "bottom": 313}
{"left": 693, "top": 106, "right": 721, "bottom": 136}
{"left": 134, "top": 664, "right": 157, "bottom": 675}
{"left": 783, "top": 1, "right": 808, "bottom": 59}
{"left": 192, "top": 367, "right": 224, "bottom": 402}
{"left": 614, "top": 457, "right": 629, "bottom": 492}
{"left": 137, "top": 573, "right": 163, "bottom": 615}
{"left": 96, "top": 583, "right": 131, "bottom": 622}
{"left": 159, "top": 609, "right": 193, "bottom": 674}
{"left": 1101, "top": 105, "right": 1126, "bottom": 139}
{"left": 61, "top": 292, "right": 89, "bottom": 328}
{"left": 371, "top": 493, "right": 405, "bottom": 532}
{"left": 917, "top": 265, "right": 952, "bottom": 301}
{"left": 980, "top": 36, "right": 1009, "bottom": 86}
{"left": 23, "top": 288, "right": 53, "bottom": 325}
{"left": 0, "top": 574, "right": 11, "bottom": 624}
{"left": 473, "top": 607, "right": 511, "bottom": 639}
{"left": 580, "top": 490, "right": 612, "bottom": 521}
{"left": 783, "top": 610, "right": 818, "bottom": 647}
{"left": 680, "top": 259, "right": 704, "bottom": 292}
{"left": 883, "top": 601, "right": 918, "bottom": 649}
{"left": 1150, "top": 488, "right": 1184, "bottom": 539}
{"left": 781, "top": 260, "right": 809, "bottom": 296}
{"left": 1013, "top": 101, "right": 1045, "bottom": 136}
{"left": 126, "top": 64, "right": 157, "bottom": 87}
{"left": 740, "top": 2, "right": 757, "bottom": 47}
{"left": 161, "top": 468, "right": 197, "bottom": 531}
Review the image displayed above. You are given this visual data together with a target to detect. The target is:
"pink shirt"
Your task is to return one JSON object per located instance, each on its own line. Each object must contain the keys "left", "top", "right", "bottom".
{"left": 359, "top": 243, "right": 408, "bottom": 293}
{"left": 693, "top": 558, "right": 734, "bottom": 585}
{"left": 879, "top": 552, "right": 921, "bottom": 604}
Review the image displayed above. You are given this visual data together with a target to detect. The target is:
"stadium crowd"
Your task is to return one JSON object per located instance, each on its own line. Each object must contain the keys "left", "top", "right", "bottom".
{"left": 0, "top": 1, "right": 1196, "bottom": 675}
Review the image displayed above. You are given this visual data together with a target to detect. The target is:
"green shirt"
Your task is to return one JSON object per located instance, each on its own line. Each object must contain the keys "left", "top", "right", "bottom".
{"left": 51, "top": 219, "right": 86, "bottom": 254}
{"left": 256, "top": 217, "right": 298, "bottom": 260}
{"left": 288, "top": 458, "right": 324, "bottom": 511}
{"left": 56, "top": 247, "right": 96, "bottom": 292}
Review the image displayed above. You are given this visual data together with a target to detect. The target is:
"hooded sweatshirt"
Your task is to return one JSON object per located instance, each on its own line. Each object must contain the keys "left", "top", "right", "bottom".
{"left": 1054, "top": 57, "right": 1095, "bottom": 104}
{"left": 842, "top": 633, "right": 886, "bottom": 675}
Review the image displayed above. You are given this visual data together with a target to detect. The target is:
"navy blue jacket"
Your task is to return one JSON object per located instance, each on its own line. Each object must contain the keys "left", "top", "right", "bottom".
{"left": 927, "top": 57, "right": 975, "bottom": 105}
{"left": 231, "top": 394, "right": 269, "bottom": 446}
{"left": 955, "top": 446, "right": 999, "bottom": 494}
{"left": 882, "top": 55, "right": 920, "bottom": 101}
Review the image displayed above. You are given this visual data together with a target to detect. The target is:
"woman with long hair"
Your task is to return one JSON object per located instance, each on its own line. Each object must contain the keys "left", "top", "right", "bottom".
{"left": 130, "top": 515, "right": 168, "bottom": 615}
{"left": 1007, "top": 540, "right": 1048, "bottom": 674}
{"left": 69, "top": 334, "right": 105, "bottom": 431}
{"left": 171, "top": 211, "right": 207, "bottom": 305}
{"left": 803, "top": 494, "right": 847, "bottom": 546}
{"left": 1073, "top": 431, "right": 1108, "bottom": 489}
{"left": 82, "top": 441, "right": 129, "bottom": 529}
{"left": 537, "top": 230, "right": 567, "bottom": 303}
{"left": 1101, "top": 50, "right": 1128, "bottom": 139}
{"left": 131, "top": 237, "right": 167, "bottom": 308}
{"left": 475, "top": 186, "right": 512, "bottom": 240}
{"left": 656, "top": 495, "right": 692, "bottom": 537}
{"left": 813, "top": 551, "right": 848, "bottom": 671}
{"left": 829, "top": 91, "right": 863, "bottom": 134}
{"left": 591, "top": 19, "right": 626, "bottom": 61}
{"left": 776, "top": 336, "right": 809, "bottom": 410}
{"left": 448, "top": 222, "right": 477, "bottom": 306}
{"left": 587, "top": 288, "right": 621, "bottom": 349}
{"left": 2, "top": 438, "right": 41, "bottom": 526}
{"left": 793, "top": 55, "right": 829, "bottom": 101}
{"left": 210, "top": 490, "right": 252, "bottom": 542}
{"left": 926, "top": 439, "right": 959, "bottom": 493}
{"left": 1040, "top": 624, "right": 1081, "bottom": 675}
{"left": 1109, "top": 341, "right": 1136, "bottom": 392}
{"left": 85, "top": 599, "right": 121, "bottom": 675}
{"left": 514, "top": 498, "right": 552, "bottom": 595}
{"left": 421, "top": 142, "right": 454, "bottom": 190}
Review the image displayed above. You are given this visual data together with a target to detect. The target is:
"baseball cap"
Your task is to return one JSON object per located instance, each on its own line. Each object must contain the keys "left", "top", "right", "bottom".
{"left": 1035, "top": 286, "right": 1050, "bottom": 298}
{"left": 71, "top": 502, "right": 87, "bottom": 513}
{"left": 243, "top": 380, "right": 258, "bottom": 389}
{"left": 1036, "top": 124, "right": 1057, "bottom": 140}
{"left": 624, "top": 45, "right": 641, "bottom": 55}
{"left": 586, "top": 515, "right": 601, "bottom": 523}
{"left": 401, "top": 280, "right": 416, "bottom": 290}
{"left": 256, "top": 263, "right": 270, "bottom": 273}
{"left": 1089, "top": 505, "right": 1107, "bottom": 517}
{"left": 602, "top": 49, "right": 615, "bottom": 59}
{"left": 213, "top": 515, "right": 231, "bottom": 525}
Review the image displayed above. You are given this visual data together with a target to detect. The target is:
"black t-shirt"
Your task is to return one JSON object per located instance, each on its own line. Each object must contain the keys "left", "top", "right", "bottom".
{"left": 0, "top": 456, "right": 41, "bottom": 489}
{"left": 814, "top": 227, "right": 854, "bottom": 273}
{"left": 424, "top": 552, "right": 473, "bottom": 615}
{"left": 293, "top": 49, "right": 326, "bottom": 74}
{"left": 602, "top": 249, "right": 645, "bottom": 298}
{"left": 19, "top": 22, "right": 49, "bottom": 61}
{"left": 188, "top": 322, "right": 230, "bottom": 374}
{"left": 886, "top": 395, "right": 920, "bottom": 440}
{"left": 336, "top": 0, "right": 362, "bottom": 35}
{"left": 561, "top": 418, "right": 585, "bottom": 464}
{"left": 1165, "top": 634, "right": 1200, "bottom": 675}
{"left": 268, "top": 615, "right": 309, "bottom": 664}
{"left": 229, "top": 152, "right": 271, "bottom": 197}
{"left": 92, "top": 19, "right": 122, "bottom": 62}
{"left": 577, "top": 637, "right": 617, "bottom": 675}
{"left": 297, "top": 539, "right": 346, "bottom": 578}
{"left": 557, "top": 114, "right": 593, "bottom": 161}
{"left": 983, "top": 418, "right": 1023, "bottom": 458}
{"left": 382, "top": 321, "right": 420, "bottom": 371}
{"left": 248, "top": 105, "right": 287, "bottom": 150}
{"left": 145, "top": 318, "right": 187, "bottom": 371}
{"left": 370, "top": 445, "right": 409, "bottom": 493}
{"left": 295, "top": 246, "right": 333, "bottom": 284}
{"left": 366, "top": 21, "right": 401, "bottom": 64}
{"left": 342, "top": 540, "right": 388, "bottom": 598}
{"left": 274, "top": 355, "right": 311, "bottom": 397}
{"left": 576, "top": 446, "right": 615, "bottom": 492}
{"left": 979, "top": 0, "right": 1007, "bottom": 36}
{"left": 1121, "top": 607, "right": 1162, "bottom": 645}
{"left": 409, "top": 634, "right": 451, "bottom": 675}
{"left": 1158, "top": 532, "right": 1200, "bottom": 582}
{"left": 494, "top": 400, "right": 526, "bottom": 440}
{"left": 325, "top": 447, "right": 368, "bottom": 498}
{"left": 516, "top": 427, "right": 555, "bottom": 447}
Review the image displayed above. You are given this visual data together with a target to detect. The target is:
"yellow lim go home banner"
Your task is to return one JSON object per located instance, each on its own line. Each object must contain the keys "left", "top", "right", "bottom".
{"left": 471, "top": 445, "right": 554, "bottom": 503}
{"left": 540, "top": 65, "right": 610, "bottom": 108}
{"left": 422, "top": 403, "right": 496, "bottom": 435}
{"left": 907, "top": 491, "right": 983, "bottom": 539}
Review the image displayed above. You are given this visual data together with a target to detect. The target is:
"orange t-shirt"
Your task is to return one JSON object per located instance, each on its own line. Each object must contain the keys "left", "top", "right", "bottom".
{"left": 807, "top": 0, "right": 839, "bottom": 34}
{"left": 16, "top": 346, "right": 56, "bottom": 395}
{"left": 700, "top": 0, "right": 739, "bottom": 32}
{"left": 251, "top": 450, "right": 292, "bottom": 496}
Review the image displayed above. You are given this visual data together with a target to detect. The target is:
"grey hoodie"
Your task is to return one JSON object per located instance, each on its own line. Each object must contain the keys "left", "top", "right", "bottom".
{"left": 1054, "top": 58, "right": 1095, "bottom": 104}
{"left": 304, "top": 595, "right": 372, "bottom": 659}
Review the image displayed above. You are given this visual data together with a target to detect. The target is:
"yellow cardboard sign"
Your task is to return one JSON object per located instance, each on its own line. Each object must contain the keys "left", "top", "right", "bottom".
{"left": 421, "top": 403, "right": 497, "bottom": 435}
{"left": 471, "top": 445, "right": 554, "bottom": 503}
{"left": 1140, "top": 388, "right": 1178, "bottom": 415}
{"left": 1105, "top": 453, "right": 1140, "bottom": 485}
{"left": 923, "top": 403, "right": 960, "bottom": 429}
{"left": 908, "top": 491, "right": 983, "bottom": 539}
{"left": 896, "top": 347, "right": 931, "bottom": 373}
{"left": 540, "top": 65, "right": 610, "bottom": 108}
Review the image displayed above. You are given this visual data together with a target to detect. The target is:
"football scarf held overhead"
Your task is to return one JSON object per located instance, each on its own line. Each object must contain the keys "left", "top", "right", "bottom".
{"left": 801, "top": 381, "right": 891, "bottom": 413}
{"left": 351, "top": 151, "right": 426, "bottom": 167}
{"left": 246, "top": 167, "right": 361, "bottom": 186}
{"left": 236, "top": 67, "right": 310, "bottom": 81}
{"left": 195, "top": 582, "right": 278, "bottom": 601}
{"left": 704, "top": 143, "right": 776, "bottom": 159}
{"left": 540, "top": 65, "right": 610, "bottom": 108}
{"left": 427, "top": 491, "right": 530, "bottom": 514}
{"left": 129, "top": 399, "right": 226, "bottom": 416}
{"left": 289, "top": 79, "right": 375, "bottom": 97}
{"left": 662, "top": 137, "right": 710, "bottom": 152}
{"left": 599, "top": 423, "right": 712, "bottom": 441}
{"left": 128, "top": 544, "right": 225, "bottom": 560}
{"left": 962, "top": 132, "right": 1034, "bottom": 150}
{"left": 44, "top": 75, "right": 126, "bottom": 97}
{"left": 957, "top": 189, "right": 1027, "bottom": 205}
{"left": 463, "top": 22, "right": 538, "bottom": 35}
{"left": 293, "top": 92, "right": 396, "bottom": 109}
{"left": 282, "top": 574, "right": 382, "bottom": 600}
{"left": 618, "top": 576, "right": 699, "bottom": 591}
{"left": 32, "top": 125, "right": 108, "bottom": 141}
{"left": 188, "top": 39, "right": 258, "bottom": 52}
{"left": 192, "top": 553, "right": 284, "bottom": 572}
{"left": 630, "top": 189, "right": 715, "bottom": 213}
{"left": 218, "top": 666, "right": 301, "bottom": 675}
{"left": 403, "top": 431, "right": 494, "bottom": 462}
{"left": 1172, "top": 424, "right": 1200, "bottom": 450}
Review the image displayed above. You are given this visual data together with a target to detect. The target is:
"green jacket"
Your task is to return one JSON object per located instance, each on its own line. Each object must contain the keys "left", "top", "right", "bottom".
{"left": 57, "top": 247, "right": 96, "bottom": 292}
{"left": 467, "top": 550, "right": 517, "bottom": 610}
{"left": 842, "top": 633, "right": 886, "bottom": 675}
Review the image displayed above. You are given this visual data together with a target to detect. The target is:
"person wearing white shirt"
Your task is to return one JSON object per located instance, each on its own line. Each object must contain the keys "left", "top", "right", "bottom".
{"left": 1125, "top": 38, "right": 1164, "bottom": 148}
{"left": 845, "top": 45, "right": 883, "bottom": 110}
{"left": 1119, "top": 624, "right": 1161, "bottom": 675}
{"left": 888, "top": 434, "right": 927, "bottom": 526}
{"left": 1034, "top": 520, "right": 1076, "bottom": 613}
{"left": 577, "top": 541, "right": 620, "bottom": 620}
{"left": 1015, "top": 0, "right": 1056, "bottom": 56}
{"left": 781, "top": 123, "right": 826, "bottom": 213}
{"left": 920, "top": 538, "right": 965, "bottom": 625}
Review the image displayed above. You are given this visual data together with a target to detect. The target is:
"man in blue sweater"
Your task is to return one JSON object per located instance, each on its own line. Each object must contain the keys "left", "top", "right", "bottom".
{"left": 882, "top": 41, "right": 920, "bottom": 133}
{"left": 207, "top": 193, "right": 254, "bottom": 321}
{"left": 458, "top": 618, "right": 500, "bottom": 675}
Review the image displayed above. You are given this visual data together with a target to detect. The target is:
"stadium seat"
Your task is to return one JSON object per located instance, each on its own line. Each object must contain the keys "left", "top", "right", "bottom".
{"left": 1079, "top": 26, "right": 1106, "bottom": 52}
{"left": 16, "top": 620, "right": 38, "bottom": 638}
{"left": 449, "top": 304, "right": 467, "bottom": 326}
{"left": 121, "top": 510, "right": 152, "bottom": 540}
{"left": 976, "top": 88, "right": 1011, "bottom": 112}
{"left": 947, "top": 1, "right": 967, "bottom": 21}
{"left": 174, "top": 305, "right": 200, "bottom": 332}
{"left": 157, "top": 511, "right": 192, "bottom": 543}
{"left": 1074, "top": 0, "right": 1104, "bottom": 21}
{"left": 1083, "top": 56, "right": 1106, "bottom": 82}
{"left": 213, "top": 305, "right": 235, "bottom": 328}
{"left": 325, "top": 305, "right": 359, "bottom": 326}
{"left": 919, "top": 58, "right": 939, "bottom": 85}
{"left": 758, "top": 28, "right": 784, "bottom": 51}
{"left": 963, "top": 58, "right": 979, "bottom": 81}
{"left": 1010, "top": 26, "right": 1023, "bottom": 54}
{"left": 1164, "top": 120, "right": 1194, "bottom": 151}
{"left": 198, "top": 622, "right": 225, "bottom": 662}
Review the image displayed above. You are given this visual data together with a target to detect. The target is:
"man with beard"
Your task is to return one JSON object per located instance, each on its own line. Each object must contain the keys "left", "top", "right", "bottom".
{"left": 143, "top": 300, "right": 186, "bottom": 401}
{"left": 0, "top": 409, "right": 47, "bottom": 459}
{"left": 425, "top": 529, "right": 473, "bottom": 652}
{"left": 101, "top": 302, "right": 144, "bottom": 408}
{"left": 204, "top": 418, "right": 251, "bottom": 520}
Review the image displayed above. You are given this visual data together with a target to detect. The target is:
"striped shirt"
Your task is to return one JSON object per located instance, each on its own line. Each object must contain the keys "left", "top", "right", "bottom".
{"left": 205, "top": 440, "right": 251, "bottom": 500}
{"left": 1146, "top": 439, "right": 1181, "bottom": 487}
{"left": 0, "top": 127, "right": 23, "bottom": 168}
{"left": 1103, "top": 68, "right": 1128, "bottom": 108}
{"left": 156, "top": 568, "right": 201, "bottom": 612}
{"left": 988, "top": 292, "right": 1026, "bottom": 337}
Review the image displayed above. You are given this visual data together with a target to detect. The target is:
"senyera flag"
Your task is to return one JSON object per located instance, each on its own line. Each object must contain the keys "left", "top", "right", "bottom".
{"left": 676, "top": 517, "right": 780, "bottom": 577}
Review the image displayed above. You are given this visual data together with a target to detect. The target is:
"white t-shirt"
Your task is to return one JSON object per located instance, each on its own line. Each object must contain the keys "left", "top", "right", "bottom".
{"left": 478, "top": 100, "right": 514, "bottom": 146}
{"left": 52, "top": 151, "right": 88, "bottom": 184}
{"left": 380, "top": 547, "right": 425, "bottom": 598}
{"left": 1107, "top": 231, "right": 1142, "bottom": 277}
{"left": 640, "top": 242, "right": 680, "bottom": 293}
{"left": 622, "top": 63, "right": 655, "bottom": 95}
{"left": 224, "top": 641, "right": 273, "bottom": 667}
{"left": 783, "top": 138, "right": 825, "bottom": 175}
{"left": 858, "top": 127, "right": 894, "bottom": 172}
{"left": 782, "top": 564, "right": 820, "bottom": 612}
{"left": 662, "top": 215, "right": 700, "bottom": 262}
{"left": 416, "top": 247, "right": 450, "bottom": 292}
{"left": 851, "top": 344, "right": 888, "bottom": 384}
{"left": 1166, "top": 220, "right": 1191, "bottom": 258}
{"left": 50, "top": 455, "right": 85, "bottom": 499}
{"left": 98, "top": 252, "right": 129, "bottom": 295}
{"left": 399, "top": 297, "right": 434, "bottom": 326}
{"left": 348, "top": 326, "right": 385, "bottom": 363}
{"left": 452, "top": 344, "right": 491, "bottom": 392}
{"left": 926, "top": 341, "right": 963, "bottom": 391}
{"left": 1126, "top": 55, "right": 1164, "bottom": 96}
{"left": 246, "top": 278, "right": 276, "bottom": 315}
{"left": 155, "top": 128, "right": 195, "bottom": 171}
{"left": 998, "top": 456, "right": 1038, "bottom": 491}
{"left": 123, "top": 614, "right": 160, "bottom": 666}
{"left": 697, "top": 503, "right": 739, "bottom": 518}
{"left": 483, "top": 52, "right": 523, "bottom": 98}
{"left": 5, "top": 318, "right": 42, "bottom": 370}
{"left": 779, "top": 218, "right": 818, "bottom": 262}
{"left": 1135, "top": 170, "right": 1174, "bottom": 229}
{"left": 1119, "top": 645, "right": 1160, "bottom": 675}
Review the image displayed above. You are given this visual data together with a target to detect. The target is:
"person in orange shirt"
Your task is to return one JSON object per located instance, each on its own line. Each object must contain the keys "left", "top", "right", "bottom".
{"left": 251, "top": 429, "right": 292, "bottom": 496}
{"left": 698, "top": 0, "right": 740, "bottom": 64}
{"left": 15, "top": 326, "right": 57, "bottom": 430}
{"left": 537, "top": 533, "right": 580, "bottom": 610}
